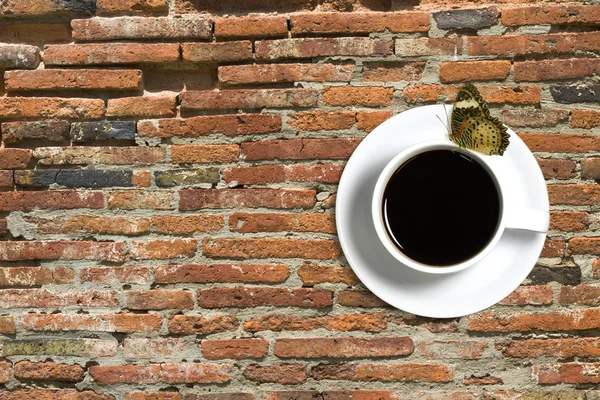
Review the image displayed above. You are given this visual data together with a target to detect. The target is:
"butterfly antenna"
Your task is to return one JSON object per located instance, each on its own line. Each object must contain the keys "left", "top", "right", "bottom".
{"left": 437, "top": 105, "right": 451, "bottom": 134}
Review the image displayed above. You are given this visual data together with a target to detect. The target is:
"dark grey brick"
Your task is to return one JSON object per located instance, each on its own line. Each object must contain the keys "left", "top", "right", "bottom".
{"left": 60, "top": 0, "right": 96, "bottom": 14}
{"left": 1, "top": 121, "right": 71, "bottom": 145}
{"left": 155, "top": 168, "right": 220, "bottom": 187}
{"left": 0, "top": 44, "right": 39, "bottom": 69}
{"left": 15, "top": 169, "right": 133, "bottom": 188}
{"left": 527, "top": 265, "right": 581, "bottom": 286}
{"left": 71, "top": 121, "right": 136, "bottom": 142}
{"left": 433, "top": 7, "right": 499, "bottom": 30}
{"left": 550, "top": 85, "right": 600, "bottom": 104}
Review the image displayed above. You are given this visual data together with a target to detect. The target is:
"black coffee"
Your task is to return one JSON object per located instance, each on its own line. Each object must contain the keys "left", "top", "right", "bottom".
{"left": 382, "top": 149, "right": 500, "bottom": 266}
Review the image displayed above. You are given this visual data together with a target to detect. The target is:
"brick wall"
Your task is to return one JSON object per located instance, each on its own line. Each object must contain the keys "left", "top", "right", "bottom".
{"left": 0, "top": 0, "right": 598, "bottom": 398}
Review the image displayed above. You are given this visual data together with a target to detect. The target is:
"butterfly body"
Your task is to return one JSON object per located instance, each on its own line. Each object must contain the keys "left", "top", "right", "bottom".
{"left": 449, "top": 84, "right": 510, "bottom": 156}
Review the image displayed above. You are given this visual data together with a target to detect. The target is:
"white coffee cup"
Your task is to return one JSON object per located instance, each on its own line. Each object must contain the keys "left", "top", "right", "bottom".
{"left": 372, "top": 139, "right": 549, "bottom": 275}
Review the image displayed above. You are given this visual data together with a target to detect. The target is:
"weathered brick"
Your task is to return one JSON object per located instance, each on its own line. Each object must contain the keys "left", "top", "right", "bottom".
{"left": 22, "top": 313, "right": 163, "bottom": 332}
{"left": 244, "top": 364, "right": 307, "bottom": 385}
{"left": 357, "top": 110, "right": 393, "bottom": 132}
{"left": 215, "top": 16, "right": 287, "bottom": 39}
{"left": 107, "top": 96, "right": 176, "bottom": 118}
{"left": 107, "top": 190, "right": 177, "bottom": 210}
{"left": 228, "top": 212, "right": 335, "bottom": 234}
{"left": 571, "top": 109, "right": 600, "bottom": 129}
{"left": 323, "top": 86, "right": 394, "bottom": 107}
{"left": 202, "top": 238, "right": 340, "bottom": 259}
{"left": 2, "top": 121, "right": 71, "bottom": 145}
{"left": 0, "top": 266, "right": 74, "bottom": 287}
{"left": 502, "top": 5, "right": 600, "bottom": 26}
{"left": 417, "top": 340, "right": 488, "bottom": 360}
{"left": 0, "top": 316, "right": 16, "bottom": 334}
{"left": 538, "top": 159, "right": 576, "bottom": 180}
{"left": 559, "top": 284, "right": 600, "bottom": 306}
{"left": 569, "top": 238, "right": 600, "bottom": 255}
{"left": 464, "top": 376, "right": 502, "bottom": 386}
{"left": 72, "top": 16, "right": 211, "bottom": 41}
{"left": 123, "top": 338, "right": 189, "bottom": 360}
{"left": 0, "top": 97, "right": 105, "bottom": 120}
{"left": 541, "top": 238, "right": 565, "bottom": 257}
{"left": 154, "top": 168, "right": 219, "bottom": 187}
{"left": 2, "top": 339, "right": 116, "bottom": 357}
{"left": 80, "top": 266, "right": 151, "bottom": 284}
{"left": 180, "top": 188, "right": 315, "bottom": 210}
{"left": 16, "top": 169, "right": 133, "bottom": 188}
{"left": 0, "top": 172, "right": 12, "bottom": 190}
{"left": 0, "top": 0, "right": 95, "bottom": 16}
{"left": 551, "top": 84, "right": 600, "bottom": 104}
{"left": 395, "top": 37, "right": 463, "bottom": 57}
{"left": 515, "top": 59, "right": 600, "bottom": 82}
{"left": 219, "top": 64, "right": 354, "bottom": 85}
{"left": 363, "top": 62, "right": 424, "bottom": 82}
{"left": 312, "top": 363, "right": 453, "bottom": 382}
{"left": 502, "top": 109, "right": 569, "bottom": 128}
{"left": 0, "top": 44, "right": 40, "bottom": 68}
{"left": 521, "top": 133, "right": 600, "bottom": 153}
{"left": 468, "top": 32, "right": 600, "bottom": 56}
{"left": 298, "top": 263, "right": 359, "bottom": 286}
{"left": 226, "top": 164, "right": 342, "bottom": 185}
{"left": 202, "top": 338, "right": 268, "bottom": 360}
{"left": 390, "top": 315, "right": 460, "bottom": 333}
{"left": 71, "top": 121, "right": 135, "bottom": 142}
{"left": 255, "top": 38, "right": 392, "bottom": 60}
{"left": 244, "top": 313, "right": 387, "bottom": 333}
{"left": 14, "top": 361, "right": 84, "bottom": 382}
{"left": 0, "top": 389, "right": 113, "bottom": 400}
{"left": 467, "top": 308, "right": 600, "bottom": 332}
{"left": 338, "top": 290, "right": 389, "bottom": 307}
{"left": 0, "top": 149, "right": 31, "bottom": 169}
{"left": 150, "top": 214, "right": 224, "bottom": 234}
{"left": 242, "top": 138, "right": 361, "bottom": 161}
{"left": 275, "top": 337, "right": 413, "bottom": 359}
{"left": 501, "top": 338, "right": 600, "bottom": 358}
{"left": 533, "top": 362, "right": 600, "bottom": 384}
{"left": 0, "top": 289, "right": 117, "bottom": 308}
{"left": 4, "top": 69, "right": 143, "bottom": 91}
{"left": 182, "top": 41, "right": 253, "bottom": 63}
{"left": 0, "top": 240, "right": 125, "bottom": 262}
{"left": 198, "top": 287, "right": 333, "bottom": 308}
{"left": 90, "top": 364, "right": 231, "bottom": 384}
{"left": 0, "top": 190, "right": 103, "bottom": 211}
{"left": 288, "top": 111, "right": 356, "bottom": 131}
{"left": 173, "top": 0, "right": 315, "bottom": 13}
{"left": 168, "top": 315, "right": 238, "bottom": 335}
{"left": 499, "top": 285, "right": 554, "bottom": 306}
{"left": 440, "top": 60, "right": 511, "bottom": 83}
{"left": 291, "top": 12, "right": 429, "bottom": 34}
{"left": 181, "top": 89, "right": 319, "bottom": 110}
{"left": 155, "top": 263, "right": 289, "bottom": 283}
{"left": 130, "top": 239, "right": 198, "bottom": 259}
{"left": 433, "top": 7, "right": 498, "bottom": 30}
{"left": 550, "top": 211, "right": 588, "bottom": 232}
{"left": 97, "top": 0, "right": 168, "bottom": 15}
{"left": 403, "top": 84, "right": 541, "bottom": 105}
{"left": 549, "top": 184, "right": 600, "bottom": 206}
{"left": 34, "top": 147, "right": 165, "bottom": 165}
{"left": 126, "top": 290, "right": 194, "bottom": 310}
{"left": 126, "top": 393, "right": 182, "bottom": 400}
{"left": 171, "top": 144, "right": 239, "bottom": 164}
{"left": 44, "top": 43, "right": 180, "bottom": 65}
{"left": 0, "top": 22, "right": 71, "bottom": 46}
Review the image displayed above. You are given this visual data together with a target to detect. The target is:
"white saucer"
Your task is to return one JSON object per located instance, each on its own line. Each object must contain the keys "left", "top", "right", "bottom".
{"left": 336, "top": 104, "right": 549, "bottom": 318}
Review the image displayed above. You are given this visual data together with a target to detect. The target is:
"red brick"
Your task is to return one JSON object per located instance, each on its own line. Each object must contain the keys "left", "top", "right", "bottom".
{"left": 582, "top": 158, "right": 600, "bottom": 180}
{"left": 0, "top": 190, "right": 103, "bottom": 211}
{"left": 0, "top": 148, "right": 31, "bottom": 169}
{"left": 502, "top": 5, "right": 600, "bottom": 26}
{"left": 440, "top": 60, "right": 511, "bottom": 83}
{"left": 550, "top": 211, "right": 588, "bottom": 232}
{"left": 0, "top": 389, "right": 113, "bottom": 400}
{"left": 180, "top": 189, "right": 316, "bottom": 210}
{"left": 533, "top": 362, "right": 600, "bottom": 384}
{"left": 202, "top": 238, "right": 341, "bottom": 260}
{"left": 0, "top": 23, "right": 71, "bottom": 46}
{"left": 202, "top": 339, "right": 268, "bottom": 360}
{"left": 244, "top": 364, "right": 307, "bottom": 385}
{"left": 499, "top": 285, "right": 553, "bottom": 306}
{"left": 537, "top": 158, "right": 576, "bottom": 180}
{"left": 198, "top": 287, "right": 333, "bottom": 308}
{"left": 403, "top": 84, "right": 541, "bottom": 105}
{"left": 559, "top": 284, "right": 600, "bottom": 305}
{"left": 126, "top": 393, "right": 181, "bottom": 400}
{"left": 275, "top": 337, "right": 413, "bottom": 359}
{"left": 417, "top": 341, "right": 488, "bottom": 360}
{"left": 549, "top": 184, "right": 600, "bottom": 206}
{"left": 312, "top": 363, "right": 453, "bottom": 382}
{"left": 242, "top": 138, "right": 361, "bottom": 161}
{"left": 181, "top": 89, "right": 319, "bottom": 110}
{"left": 90, "top": 363, "right": 230, "bottom": 384}
{"left": 0, "top": 240, "right": 125, "bottom": 262}
{"left": 155, "top": 263, "right": 290, "bottom": 283}
{"left": 395, "top": 37, "right": 463, "bottom": 57}
{"left": 0, "top": 219, "right": 6, "bottom": 237}
{"left": 14, "top": 361, "right": 84, "bottom": 382}
{"left": 107, "top": 190, "right": 177, "bottom": 210}
{"left": 467, "top": 308, "right": 600, "bottom": 332}
{"left": 72, "top": 16, "right": 211, "bottom": 41}
{"left": 298, "top": 263, "right": 359, "bottom": 286}
{"left": 168, "top": 315, "right": 238, "bottom": 335}
{"left": 97, "top": 0, "right": 168, "bottom": 15}
{"left": 357, "top": 110, "right": 393, "bottom": 132}
{"left": 515, "top": 58, "right": 600, "bottom": 82}
{"left": 171, "top": 144, "right": 239, "bottom": 164}
{"left": 363, "top": 62, "right": 425, "bottom": 82}
{"left": 150, "top": 215, "right": 224, "bottom": 235}
{"left": 44, "top": 43, "right": 180, "bottom": 65}
{"left": 0, "top": 362, "right": 10, "bottom": 383}
{"left": 0, "top": 289, "right": 117, "bottom": 308}
{"left": 32, "top": 215, "right": 151, "bottom": 235}
{"left": 468, "top": 32, "right": 600, "bottom": 56}
{"left": 107, "top": 96, "right": 176, "bottom": 118}
{"left": 390, "top": 315, "right": 457, "bottom": 333}
{"left": 290, "top": 111, "right": 357, "bottom": 132}
{"left": 571, "top": 109, "right": 600, "bottom": 129}
{"left": 215, "top": 16, "right": 287, "bottom": 39}
{"left": 181, "top": 41, "right": 253, "bottom": 63}
{"left": 80, "top": 266, "right": 151, "bottom": 284}
{"left": 291, "top": 12, "right": 429, "bottom": 34}
{"left": 130, "top": 239, "right": 197, "bottom": 260}
{"left": 255, "top": 38, "right": 392, "bottom": 60}
{"left": 34, "top": 147, "right": 166, "bottom": 166}
{"left": 219, "top": 64, "right": 354, "bottom": 85}
{"left": 123, "top": 338, "right": 189, "bottom": 360}
{"left": 244, "top": 313, "right": 388, "bottom": 333}
{"left": 138, "top": 114, "right": 281, "bottom": 138}
{"left": 464, "top": 375, "right": 503, "bottom": 386}
{"left": 0, "top": 266, "right": 74, "bottom": 287}
{"left": 338, "top": 290, "right": 389, "bottom": 307}
{"left": 323, "top": 86, "right": 394, "bottom": 107}
{"left": 521, "top": 133, "right": 600, "bottom": 153}
{"left": 501, "top": 338, "right": 600, "bottom": 358}
{"left": 4, "top": 69, "right": 143, "bottom": 91}
{"left": 228, "top": 212, "right": 336, "bottom": 233}
{"left": 0, "top": 316, "right": 16, "bottom": 334}
{"left": 0, "top": 171, "right": 13, "bottom": 190}
{"left": 0, "top": 97, "right": 104, "bottom": 120}
{"left": 22, "top": 313, "right": 163, "bottom": 332}
{"left": 126, "top": 290, "right": 194, "bottom": 310}
{"left": 542, "top": 238, "right": 565, "bottom": 257}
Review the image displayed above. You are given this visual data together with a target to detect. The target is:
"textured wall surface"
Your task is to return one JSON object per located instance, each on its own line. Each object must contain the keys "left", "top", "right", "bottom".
{"left": 0, "top": 0, "right": 599, "bottom": 398}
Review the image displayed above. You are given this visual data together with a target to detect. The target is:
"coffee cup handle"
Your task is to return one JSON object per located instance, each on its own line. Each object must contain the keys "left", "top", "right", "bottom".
{"left": 505, "top": 208, "right": 549, "bottom": 233}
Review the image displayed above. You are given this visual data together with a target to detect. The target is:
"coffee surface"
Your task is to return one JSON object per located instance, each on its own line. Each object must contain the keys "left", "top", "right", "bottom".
{"left": 382, "top": 149, "right": 500, "bottom": 266}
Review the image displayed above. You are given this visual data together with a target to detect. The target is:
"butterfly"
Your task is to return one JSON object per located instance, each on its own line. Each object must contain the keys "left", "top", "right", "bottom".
{"left": 445, "top": 84, "right": 510, "bottom": 156}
